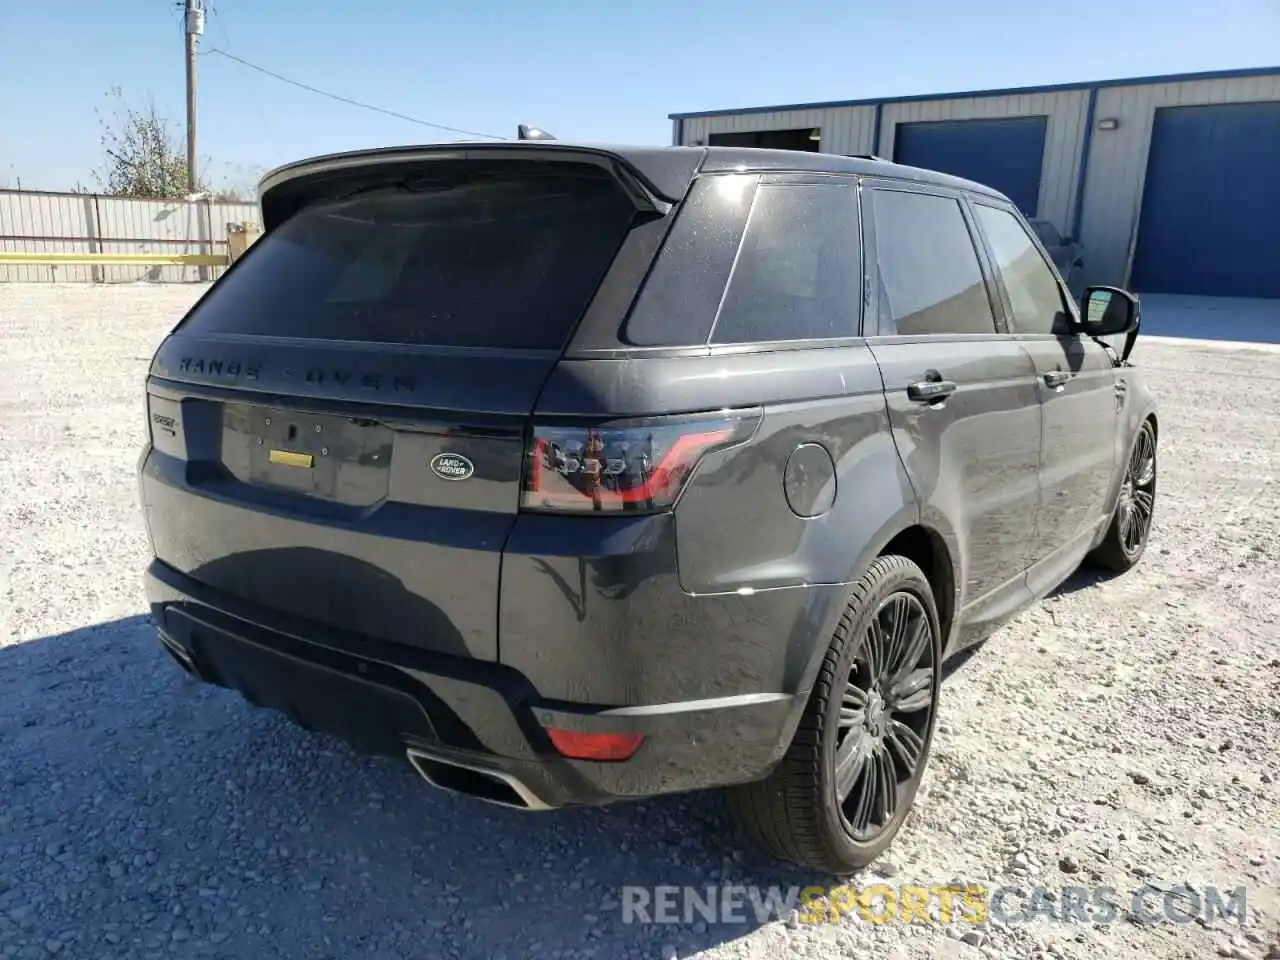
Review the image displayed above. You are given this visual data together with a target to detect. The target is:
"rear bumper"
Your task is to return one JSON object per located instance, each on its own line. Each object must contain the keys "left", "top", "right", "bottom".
{"left": 145, "top": 559, "right": 796, "bottom": 807}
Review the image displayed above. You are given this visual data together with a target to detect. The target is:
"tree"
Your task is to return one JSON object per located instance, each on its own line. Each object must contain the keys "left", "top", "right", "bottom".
{"left": 93, "top": 88, "right": 207, "bottom": 199}
{"left": 209, "top": 162, "right": 267, "bottom": 202}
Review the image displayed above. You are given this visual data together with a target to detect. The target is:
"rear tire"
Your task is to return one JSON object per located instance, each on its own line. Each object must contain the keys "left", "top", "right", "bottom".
{"left": 1090, "top": 419, "right": 1157, "bottom": 573}
{"left": 726, "top": 555, "right": 942, "bottom": 875}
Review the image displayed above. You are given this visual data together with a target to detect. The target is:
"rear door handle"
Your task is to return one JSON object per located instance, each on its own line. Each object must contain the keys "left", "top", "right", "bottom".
{"left": 907, "top": 379, "right": 957, "bottom": 403}
{"left": 1043, "top": 370, "right": 1071, "bottom": 389}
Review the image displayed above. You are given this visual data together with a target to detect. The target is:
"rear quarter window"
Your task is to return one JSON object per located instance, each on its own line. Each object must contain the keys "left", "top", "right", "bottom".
{"left": 623, "top": 174, "right": 758, "bottom": 348}
{"left": 710, "top": 182, "right": 861, "bottom": 344}
{"left": 177, "top": 167, "right": 636, "bottom": 351}
{"left": 623, "top": 176, "right": 862, "bottom": 347}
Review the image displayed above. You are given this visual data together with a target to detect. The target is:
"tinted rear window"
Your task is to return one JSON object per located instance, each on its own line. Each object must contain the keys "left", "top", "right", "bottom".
{"left": 710, "top": 181, "right": 861, "bottom": 344}
{"left": 870, "top": 189, "right": 997, "bottom": 337}
{"left": 178, "top": 169, "right": 635, "bottom": 351}
{"left": 623, "top": 174, "right": 758, "bottom": 347}
{"left": 623, "top": 176, "right": 861, "bottom": 347}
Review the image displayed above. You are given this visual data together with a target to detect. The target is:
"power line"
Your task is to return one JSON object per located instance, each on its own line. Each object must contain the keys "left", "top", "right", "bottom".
{"left": 202, "top": 47, "right": 505, "bottom": 141}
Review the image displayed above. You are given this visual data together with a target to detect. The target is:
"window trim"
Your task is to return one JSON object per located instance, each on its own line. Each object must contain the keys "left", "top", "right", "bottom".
{"left": 705, "top": 174, "right": 866, "bottom": 348}
{"left": 965, "top": 196, "right": 1082, "bottom": 339}
{"left": 860, "top": 178, "right": 1007, "bottom": 341}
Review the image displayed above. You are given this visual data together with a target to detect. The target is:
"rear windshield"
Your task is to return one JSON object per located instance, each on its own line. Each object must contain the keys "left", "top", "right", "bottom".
{"left": 178, "top": 168, "right": 635, "bottom": 351}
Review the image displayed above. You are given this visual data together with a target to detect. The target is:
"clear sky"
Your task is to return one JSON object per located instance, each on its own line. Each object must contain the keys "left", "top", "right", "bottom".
{"left": 2, "top": 0, "right": 1278, "bottom": 193}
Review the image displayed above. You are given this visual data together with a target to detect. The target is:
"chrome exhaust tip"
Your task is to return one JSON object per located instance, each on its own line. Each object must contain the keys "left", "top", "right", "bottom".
{"left": 158, "top": 633, "right": 197, "bottom": 675}
{"left": 405, "top": 747, "right": 550, "bottom": 812}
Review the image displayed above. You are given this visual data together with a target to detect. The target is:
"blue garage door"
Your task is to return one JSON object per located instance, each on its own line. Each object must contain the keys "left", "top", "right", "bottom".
{"left": 1130, "top": 102, "right": 1280, "bottom": 298}
{"left": 893, "top": 116, "right": 1048, "bottom": 215}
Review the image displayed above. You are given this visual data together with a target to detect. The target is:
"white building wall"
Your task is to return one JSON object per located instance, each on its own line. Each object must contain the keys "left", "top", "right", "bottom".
{"left": 877, "top": 90, "right": 1091, "bottom": 238}
{"left": 678, "top": 106, "right": 878, "bottom": 156}
{"left": 1076, "top": 73, "right": 1280, "bottom": 286}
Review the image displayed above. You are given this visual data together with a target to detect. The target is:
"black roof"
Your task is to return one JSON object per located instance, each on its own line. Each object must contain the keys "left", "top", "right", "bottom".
{"left": 257, "top": 141, "right": 1007, "bottom": 217}
{"left": 694, "top": 145, "right": 1005, "bottom": 198}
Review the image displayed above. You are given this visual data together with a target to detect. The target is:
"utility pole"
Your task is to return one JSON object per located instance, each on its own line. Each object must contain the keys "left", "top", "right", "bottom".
{"left": 184, "top": 0, "right": 205, "bottom": 193}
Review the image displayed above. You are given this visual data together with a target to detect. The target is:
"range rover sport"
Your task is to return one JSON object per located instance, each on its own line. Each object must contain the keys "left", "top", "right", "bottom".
{"left": 138, "top": 142, "right": 1158, "bottom": 874}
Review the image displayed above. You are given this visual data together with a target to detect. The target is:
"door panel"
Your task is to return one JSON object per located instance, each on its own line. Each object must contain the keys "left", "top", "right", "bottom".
{"left": 966, "top": 200, "right": 1118, "bottom": 573}
{"left": 863, "top": 184, "right": 1042, "bottom": 616}
{"left": 870, "top": 339, "right": 1042, "bottom": 605}
{"left": 1020, "top": 336, "right": 1117, "bottom": 563}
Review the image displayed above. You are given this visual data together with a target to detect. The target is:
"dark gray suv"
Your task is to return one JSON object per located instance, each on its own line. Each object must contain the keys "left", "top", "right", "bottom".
{"left": 138, "top": 142, "right": 1158, "bottom": 874}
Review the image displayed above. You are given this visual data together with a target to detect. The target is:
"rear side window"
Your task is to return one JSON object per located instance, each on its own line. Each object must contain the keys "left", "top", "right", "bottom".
{"left": 177, "top": 168, "right": 635, "bottom": 351}
{"left": 973, "top": 204, "right": 1070, "bottom": 335}
{"left": 624, "top": 174, "right": 758, "bottom": 347}
{"left": 711, "top": 182, "right": 861, "bottom": 344}
{"left": 869, "top": 189, "right": 997, "bottom": 336}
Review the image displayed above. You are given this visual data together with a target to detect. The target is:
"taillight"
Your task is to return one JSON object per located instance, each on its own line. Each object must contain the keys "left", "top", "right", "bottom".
{"left": 521, "top": 410, "right": 759, "bottom": 514}
{"left": 545, "top": 728, "right": 645, "bottom": 761}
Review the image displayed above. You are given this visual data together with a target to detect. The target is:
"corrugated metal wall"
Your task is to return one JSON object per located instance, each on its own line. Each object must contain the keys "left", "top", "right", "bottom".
{"left": 878, "top": 89, "right": 1090, "bottom": 234}
{"left": 673, "top": 71, "right": 1280, "bottom": 292}
{"left": 679, "top": 106, "right": 878, "bottom": 156}
{"left": 0, "top": 189, "right": 259, "bottom": 283}
{"left": 1077, "top": 73, "right": 1280, "bottom": 286}
{"left": 675, "top": 92, "right": 1088, "bottom": 237}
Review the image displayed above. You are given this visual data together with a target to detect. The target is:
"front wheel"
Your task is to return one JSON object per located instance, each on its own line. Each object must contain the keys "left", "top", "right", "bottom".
{"left": 726, "top": 555, "right": 942, "bottom": 875}
{"left": 1089, "top": 419, "right": 1157, "bottom": 573}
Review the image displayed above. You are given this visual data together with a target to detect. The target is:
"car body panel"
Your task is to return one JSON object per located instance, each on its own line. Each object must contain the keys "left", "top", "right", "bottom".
{"left": 145, "top": 559, "right": 799, "bottom": 802}
{"left": 961, "top": 193, "right": 1125, "bottom": 595}
{"left": 868, "top": 338, "right": 1042, "bottom": 631}
{"left": 1017, "top": 335, "right": 1118, "bottom": 593}
{"left": 141, "top": 341, "right": 554, "bottom": 662}
{"left": 672, "top": 348, "right": 908, "bottom": 593}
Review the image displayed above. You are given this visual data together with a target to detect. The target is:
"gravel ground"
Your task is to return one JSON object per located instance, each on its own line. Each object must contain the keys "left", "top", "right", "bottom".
{"left": 1, "top": 282, "right": 1277, "bottom": 960}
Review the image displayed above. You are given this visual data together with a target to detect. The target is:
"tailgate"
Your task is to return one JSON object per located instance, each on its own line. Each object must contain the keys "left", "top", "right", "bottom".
{"left": 140, "top": 158, "right": 644, "bottom": 661}
{"left": 142, "top": 345, "right": 541, "bottom": 662}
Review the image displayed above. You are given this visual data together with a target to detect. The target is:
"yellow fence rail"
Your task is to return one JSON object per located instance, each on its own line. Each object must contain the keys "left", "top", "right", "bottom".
{"left": 0, "top": 252, "right": 228, "bottom": 267}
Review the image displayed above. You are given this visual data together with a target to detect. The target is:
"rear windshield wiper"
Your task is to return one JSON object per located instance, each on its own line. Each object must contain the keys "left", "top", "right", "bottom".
{"left": 327, "top": 175, "right": 465, "bottom": 205}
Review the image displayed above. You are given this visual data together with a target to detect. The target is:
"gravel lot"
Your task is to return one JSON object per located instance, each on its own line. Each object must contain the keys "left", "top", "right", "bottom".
{"left": 1, "top": 283, "right": 1277, "bottom": 960}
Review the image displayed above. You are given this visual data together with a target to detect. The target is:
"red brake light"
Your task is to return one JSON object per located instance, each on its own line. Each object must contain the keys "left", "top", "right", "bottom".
{"left": 545, "top": 728, "right": 645, "bottom": 761}
{"left": 521, "top": 411, "right": 758, "bottom": 514}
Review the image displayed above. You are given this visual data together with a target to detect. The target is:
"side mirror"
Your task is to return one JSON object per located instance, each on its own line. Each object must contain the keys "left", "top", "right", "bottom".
{"left": 1080, "top": 285, "right": 1141, "bottom": 361}
{"left": 1080, "top": 286, "right": 1139, "bottom": 336}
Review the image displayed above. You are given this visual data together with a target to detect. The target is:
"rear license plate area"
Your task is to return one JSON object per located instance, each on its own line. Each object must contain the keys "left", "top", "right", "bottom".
{"left": 219, "top": 403, "right": 393, "bottom": 505}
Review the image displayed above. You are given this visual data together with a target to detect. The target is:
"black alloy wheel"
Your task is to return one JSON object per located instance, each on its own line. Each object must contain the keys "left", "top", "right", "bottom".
{"left": 1117, "top": 423, "right": 1156, "bottom": 559}
{"left": 835, "top": 591, "right": 935, "bottom": 841}
{"left": 726, "top": 555, "right": 942, "bottom": 875}
{"left": 1091, "top": 419, "right": 1157, "bottom": 572}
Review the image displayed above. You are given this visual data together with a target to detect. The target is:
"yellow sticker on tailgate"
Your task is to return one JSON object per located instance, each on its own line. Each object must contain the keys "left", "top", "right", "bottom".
{"left": 268, "top": 449, "right": 314, "bottom": 469}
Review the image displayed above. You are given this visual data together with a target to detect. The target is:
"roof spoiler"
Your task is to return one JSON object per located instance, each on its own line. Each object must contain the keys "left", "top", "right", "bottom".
{"left": 257, "top": 143, "right": 701, "bottom": 229}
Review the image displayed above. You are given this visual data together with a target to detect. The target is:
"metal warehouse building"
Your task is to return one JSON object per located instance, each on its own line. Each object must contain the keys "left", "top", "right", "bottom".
{"left": 670, "top": 66, "right": 1280, "bottom": 300}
